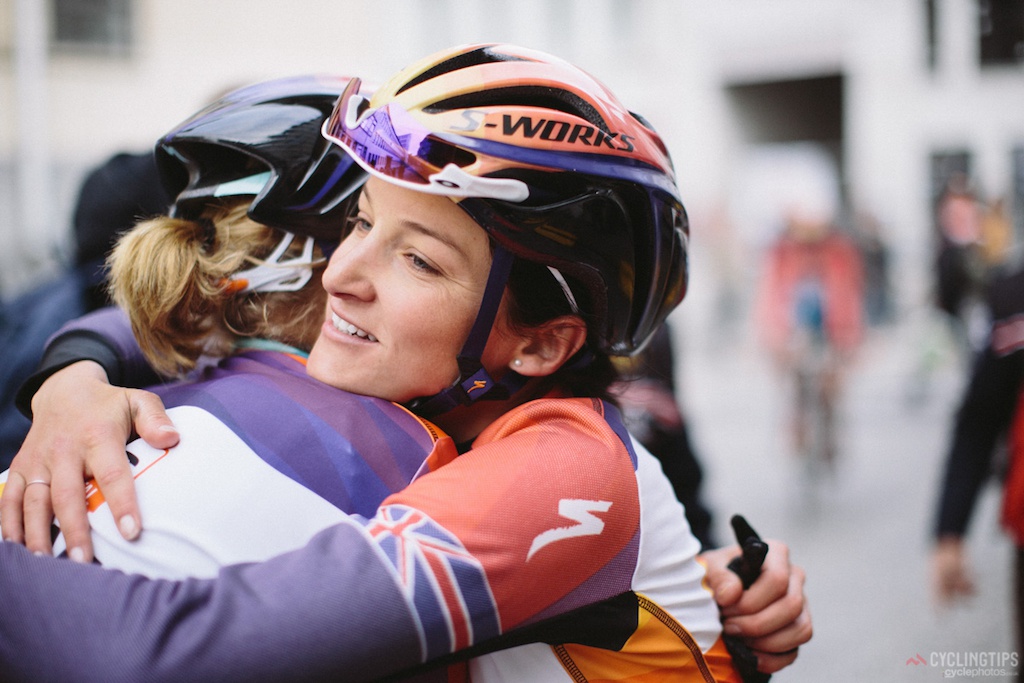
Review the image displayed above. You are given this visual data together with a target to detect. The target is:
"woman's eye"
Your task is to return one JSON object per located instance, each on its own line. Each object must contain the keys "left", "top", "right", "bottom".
{"left": 349, "top": 216, "right": 371, "bottom": 233}
{"left": 408, "top": 253, "right": 439, "bottom": 275}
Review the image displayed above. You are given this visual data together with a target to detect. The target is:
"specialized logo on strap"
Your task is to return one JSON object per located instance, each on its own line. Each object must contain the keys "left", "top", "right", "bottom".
{"left": 527, "top": 499, "right": 613, "bottom": 561}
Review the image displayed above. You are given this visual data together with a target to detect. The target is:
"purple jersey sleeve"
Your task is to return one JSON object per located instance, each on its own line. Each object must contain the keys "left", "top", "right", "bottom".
{"left": 15, "top": 307, "right": 156, "bottom": 417}
{"left": 0, "top": 524, "right": 435, "bottom": 683}
{"left": 49, "top": 306, "right": 144, "bottom": 366}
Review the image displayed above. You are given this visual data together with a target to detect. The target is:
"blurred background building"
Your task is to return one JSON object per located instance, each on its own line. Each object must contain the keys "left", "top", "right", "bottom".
{"left": 0, "top": 0, "right": 1022, "bottom": 301}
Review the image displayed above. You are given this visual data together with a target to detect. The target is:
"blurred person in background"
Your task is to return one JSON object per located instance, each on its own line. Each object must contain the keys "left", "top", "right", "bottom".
{"left": 754, "top": 164, "right": 864, "bottom": 473}
{"left": 907, "top": 181, "right": 1015, "bottom": 408}
{"left": 0, "top": 151, "right": 168, "bottom": 467}
{"left": 932, "top": 173, "right": 987, "bottom": 355}
{"left": 978, "top": 195, "right": 1013, "bottom": 273}
{"left": 852, "top": 210, "right": 894, "bottom": 328}
{"left": 932, "top": 258, "right": 1024, "bottom": 650}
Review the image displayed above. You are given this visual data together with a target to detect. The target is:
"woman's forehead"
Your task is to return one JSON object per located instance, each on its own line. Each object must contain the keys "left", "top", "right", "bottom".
{"left": 360, "top": 178, "right": 490, "bottom": 260}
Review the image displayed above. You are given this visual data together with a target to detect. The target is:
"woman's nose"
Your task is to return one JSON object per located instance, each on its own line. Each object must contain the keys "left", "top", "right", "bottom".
{"left": 322, "top": 234, "right": 376, "bottom": 299}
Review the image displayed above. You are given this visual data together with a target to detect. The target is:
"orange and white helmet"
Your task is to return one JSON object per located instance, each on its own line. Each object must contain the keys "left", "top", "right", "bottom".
{"left": 324, "top": 43, "right": 688, "bottom": 357}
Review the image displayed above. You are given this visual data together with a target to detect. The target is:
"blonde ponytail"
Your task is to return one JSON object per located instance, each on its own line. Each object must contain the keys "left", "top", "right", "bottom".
{"left": 107, "top": 201, "right": 327, "bottom": 377}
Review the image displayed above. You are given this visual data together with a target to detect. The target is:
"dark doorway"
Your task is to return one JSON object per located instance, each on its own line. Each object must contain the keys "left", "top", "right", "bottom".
{"left": 726, "top": 74, "right": 843, "bottom": 146}
{"left": 725, "top": 74, "right": 845, "bottom": 211}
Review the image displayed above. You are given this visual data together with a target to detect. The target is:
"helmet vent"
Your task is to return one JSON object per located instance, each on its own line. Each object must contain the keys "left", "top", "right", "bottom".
{"left": 398, "top": 45, "right": 529, "bottom": 95}
{"left": 424, "top": 86, "right": 609, "bottom": 131}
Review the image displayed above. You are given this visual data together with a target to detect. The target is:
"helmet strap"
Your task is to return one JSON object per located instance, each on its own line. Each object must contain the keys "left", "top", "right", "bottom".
{"left": 228, "top": 231, "right": 317, "bottom": 293}
{"left": 407, "top": 244, "right": 528, "bottom": 418}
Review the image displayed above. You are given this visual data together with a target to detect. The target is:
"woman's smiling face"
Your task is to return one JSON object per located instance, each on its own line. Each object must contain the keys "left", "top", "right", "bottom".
{"left": 306, "top": 177, "right": 516, "bottom": 403}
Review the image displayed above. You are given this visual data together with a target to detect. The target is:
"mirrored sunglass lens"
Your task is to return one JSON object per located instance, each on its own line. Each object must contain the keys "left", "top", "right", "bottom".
{"left": 329, "top": 102, "right": 480, "bottom": 187}
{"left": 327, "top": 109, "right": 419, "bottom": 183}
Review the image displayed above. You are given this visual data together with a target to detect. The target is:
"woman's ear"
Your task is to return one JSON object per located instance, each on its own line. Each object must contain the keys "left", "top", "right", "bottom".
{"left": 511, "top": 315, "right": 588, "bottom": 377}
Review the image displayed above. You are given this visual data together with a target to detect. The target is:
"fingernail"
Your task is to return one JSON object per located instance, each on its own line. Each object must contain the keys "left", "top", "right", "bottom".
{"left": 158, "top": 425, "right": 179, "bottom": 434}
{"left": 723, "top": 623, "right": 742, "bottom": 635}
{"left": 119, "top": 515, "right": 139, "bottom": 540}
{"left": 69, "top": 546, "right": 86, "bottom": 563}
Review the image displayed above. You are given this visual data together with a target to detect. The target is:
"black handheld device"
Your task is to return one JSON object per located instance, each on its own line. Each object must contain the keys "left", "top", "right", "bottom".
{"left": 723, "top": 514, "right": 771, "bottom": 683}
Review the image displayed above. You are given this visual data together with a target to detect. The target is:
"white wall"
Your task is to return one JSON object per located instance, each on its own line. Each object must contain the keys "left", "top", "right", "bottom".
{"left": 1, "top": 0, "right": 1022, "bottom": 300}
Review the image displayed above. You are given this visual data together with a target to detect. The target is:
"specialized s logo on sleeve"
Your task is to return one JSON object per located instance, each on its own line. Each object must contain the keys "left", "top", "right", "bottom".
{"left": 527, "top": 499, "right": 613, "bottom": 561}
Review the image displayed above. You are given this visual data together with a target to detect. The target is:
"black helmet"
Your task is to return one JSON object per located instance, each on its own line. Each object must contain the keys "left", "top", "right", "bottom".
{"left": 157, "top": 74, "right": 369, "bottom": 241}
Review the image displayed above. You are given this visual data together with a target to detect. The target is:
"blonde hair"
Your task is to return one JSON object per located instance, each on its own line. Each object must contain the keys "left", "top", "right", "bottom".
{"left": 107, "top": 201, "right": 327, "bottom": 377}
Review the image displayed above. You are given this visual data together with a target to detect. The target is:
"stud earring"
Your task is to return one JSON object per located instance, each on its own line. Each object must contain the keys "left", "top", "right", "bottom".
{"left": 512, "top": 358, "right": 523, "bottom": 368}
